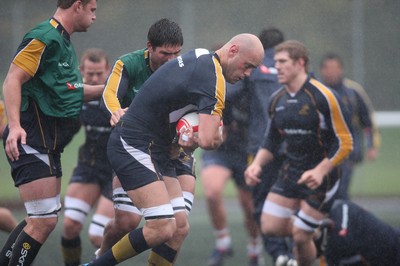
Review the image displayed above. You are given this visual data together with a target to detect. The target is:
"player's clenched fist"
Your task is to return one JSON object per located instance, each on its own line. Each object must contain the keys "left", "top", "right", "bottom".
{"left": 110, "top": 108, "right": 128, "bottom": 126}
{"left": 244, "top": 163, "right": 262, "bottom": 186}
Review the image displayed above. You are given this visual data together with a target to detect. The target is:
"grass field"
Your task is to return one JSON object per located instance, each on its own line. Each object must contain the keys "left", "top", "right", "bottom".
{"left": 1, "top": 197, "right": 399, "bottom": 266}
{"left": 0, "top": 127, "right": 399, "bottom": 265}
{"left": 0, "top": 127, "right": 399, "bottom": 200}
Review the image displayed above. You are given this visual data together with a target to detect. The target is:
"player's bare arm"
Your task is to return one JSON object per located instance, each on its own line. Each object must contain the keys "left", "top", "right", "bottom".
{"left": 83, "top": 84, "right": 105, "bottom": 101}
{"left": 197, "top": 113, "right": 223, "bottom": 150}
{"left": 244, "top": 148, "right": 274, "bottom": 186}
{"left": 110, "top": 108, "right": 128, "bottom": 127}
{"left": 297, "top": 158, "right": 334, "bottom": 189}
{"left": 3, "top": 64, "right": 31, "bottom": 161}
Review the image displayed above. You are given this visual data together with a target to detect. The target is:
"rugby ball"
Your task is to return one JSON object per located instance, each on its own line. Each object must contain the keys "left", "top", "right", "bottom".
{"left": 176, "top": 112, "right": 223, "bottom": 137}
{"left": 176, "top": 112, "right": 199, "bottom": 136}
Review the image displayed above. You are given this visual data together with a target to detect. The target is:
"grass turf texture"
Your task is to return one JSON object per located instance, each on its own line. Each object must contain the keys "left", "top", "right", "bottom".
{"left": 0, "top": 127, "right": 399, "bottom": 265}
{"left": 0, "top": 127, "right": 399, "bottom": 200}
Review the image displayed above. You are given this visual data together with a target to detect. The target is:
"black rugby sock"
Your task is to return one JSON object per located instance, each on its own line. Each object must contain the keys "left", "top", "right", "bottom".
{"left": 90, "top": 228, "right": 150, "bottom": 265}
{"left": 148, "top": 243, "right": 178, "bottom": 266}
{"left": 0, "top": 219, "right": 27, "bottom": 265}
{"left": 61, "top": 235, "right": 82, "bottom": 266}
{"left": 8, "top": 230, "right": 42, "bottom": 266}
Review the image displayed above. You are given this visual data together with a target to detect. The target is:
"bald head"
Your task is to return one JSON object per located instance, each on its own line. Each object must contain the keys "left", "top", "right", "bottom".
{"left": 216, "top": 33, "right": 264, "bottom": 83}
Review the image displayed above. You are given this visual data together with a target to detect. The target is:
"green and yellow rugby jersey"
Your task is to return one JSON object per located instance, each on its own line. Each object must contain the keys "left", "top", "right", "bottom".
{"left": 102, "top": 48, "right": 152, "bottom": 115}
{"left": 13, "top": 18, "right": 83, "bottom": 118}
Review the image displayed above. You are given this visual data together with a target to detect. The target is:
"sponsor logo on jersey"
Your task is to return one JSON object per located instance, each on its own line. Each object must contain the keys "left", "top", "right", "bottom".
{"left": 299, "top": 104, "right": 310, "bottom": 116}
{"left": 260, "top": 65, "right": 278, "bottom": 75}
{"left": 58, "top": 62, "right": 70, "bottom": 67}
{"left": 177, "top": 56, "right": 184, "bottom": 67}
{"left": 283, "top": 128, "right": 312, "bottom": 135}
{"left": 66, "top": 82, "right": 84, "bottom": 90}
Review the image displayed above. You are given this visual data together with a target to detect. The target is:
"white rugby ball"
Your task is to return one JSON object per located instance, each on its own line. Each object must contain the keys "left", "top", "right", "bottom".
{"left": 176, "top": 112, "right": 223, "bottom": 137}
{"left": 176, "top": 112, "right": 199, "bottom": 136}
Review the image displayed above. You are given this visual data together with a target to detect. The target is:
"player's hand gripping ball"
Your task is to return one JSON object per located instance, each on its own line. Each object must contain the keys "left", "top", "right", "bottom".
{"left": 176, "top": 112, "right": 199, "bottom": 136}
{"left": 176, "top": 112, "right": 223, "bottom": 141}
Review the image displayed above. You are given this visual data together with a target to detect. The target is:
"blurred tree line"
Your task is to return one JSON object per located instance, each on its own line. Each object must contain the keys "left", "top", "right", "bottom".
{"left": 0, "top": 0, "right": 399, "bottom": 110}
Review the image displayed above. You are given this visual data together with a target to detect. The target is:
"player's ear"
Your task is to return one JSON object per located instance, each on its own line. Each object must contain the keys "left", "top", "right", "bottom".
{"left": 297, "top": 58, "right": 305, "bottom": 68}
{"left": 73, "top": 0, "right": 83, "bottom": 11}
{"left": 228, "top": 44, "right": 239, "bottom": 58}
{"left": 147, "top": 41, "right": 154, "bottom": 53}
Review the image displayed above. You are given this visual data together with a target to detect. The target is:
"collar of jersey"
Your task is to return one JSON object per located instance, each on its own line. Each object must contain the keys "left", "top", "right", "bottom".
{"left": 50, "top": 17, "right": 71, "bottom": 41}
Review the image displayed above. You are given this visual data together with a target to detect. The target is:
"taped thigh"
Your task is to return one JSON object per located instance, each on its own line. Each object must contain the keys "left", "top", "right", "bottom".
{"left": 293, "top": 210, "right": 322, "bottom": 232}
{"left": 24, "top": 195, "right": 61, "bottom": 218}
{"left": 112, "top": 187, "right": 142, "bottom": 215}
{"left": 89, "top": 214, "right": 112, "bottom": 237}
{"left": 64, "top": 196, "right": 91, "bottom": 224}
{"left": 141, "top": 204, "right": 174, "bottom": 221}
{"left": 171, "top": 196, "right": 186, "bottom": 214}
{"left": 262, "top": 200, "right": 295, "bottom": 218}
{"left": 182, "top": 191, "right": 194, "bottom": 214}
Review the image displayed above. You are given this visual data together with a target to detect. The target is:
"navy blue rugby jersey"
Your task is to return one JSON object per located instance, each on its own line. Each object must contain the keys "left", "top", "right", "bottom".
{"left": 262, "top": 77, "right": 352, "bottom": 170}
{"left": 119, "top": 48, "right": 226, "bottom": 145}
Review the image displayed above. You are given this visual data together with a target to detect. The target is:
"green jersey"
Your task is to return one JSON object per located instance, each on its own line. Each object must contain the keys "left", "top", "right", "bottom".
{"left": 102, "top": 48, "right": 152, "bottom": 114}
{"left": 13, "top": 18, "right": 83, "bottom": 118}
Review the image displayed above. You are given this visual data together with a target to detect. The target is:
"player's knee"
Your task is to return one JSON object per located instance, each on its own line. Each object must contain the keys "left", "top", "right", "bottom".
{"left": 88, "top": 214, "right": 111, "bottom": 247}
{"left": 203, "top": 186, "right": 222, "bottom": 201}
{"left": 113, "top": 187, "right": 142, "bottom": 232}
{"left": 171, "top": 196, "right": 190, "bottom": 236}
{"left": 174, "top": 212, "right": 190, "bottom": 240}
{"left": 143, "top": 203, "right": 176, "bottom": 242}
{"left": 30, "top": 216, "right": 58, "bottom": 236}
{"left": 260, "top": 218, "right": 274, "bottom": 236}
{"left": 292, "top": 210, "right": 320, "bottom": 245}
{"left": 89, "top": 235, "right": 102, "bottom": 248}
{"left": 158, "top": 219, "right": 177, "bottom": 242}
{"left": 24, "top": 195, "right": 61, "bottom": 235}
{"left": 261, "top": 200, "right": 295, "bottom": 236}
{"left": 114, "top": 210, "right": 141, "bottom": 232}
{"left": 63, "top": 216, "right": 83, "bottom": 237}
{"left": 292, "top": 227, "right": 313, "bottom": 246}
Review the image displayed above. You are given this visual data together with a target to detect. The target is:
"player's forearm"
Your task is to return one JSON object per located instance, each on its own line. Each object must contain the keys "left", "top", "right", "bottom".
{"left": 316, "top": 158, "right": 334, "bottom": 176}
{"left": 3, "top": 79, "right": 22, "bottom": 128}
{"left": 83, "top": 84, "right": 104, "bottom": 101}
{"left": 197, "top": 131, "right": 222, "bottom": 150}
{"left": 253, "top": 148, "right": 273, "bottom": 168}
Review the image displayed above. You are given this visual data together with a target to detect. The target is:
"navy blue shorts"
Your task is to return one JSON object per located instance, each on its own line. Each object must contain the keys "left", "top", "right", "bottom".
{"left": 107, "top": 125, "right": 169, "bottom": 191}
{"left": 3, "top": 144, "right": 62, "bottom": 187}
{"left": 69, "top": 139, "right": 113, "bottom": 199}
{"left": 201, "top": 148, "right": 249, "bottom": 189}
{"left": 70, "top": 164, "right": 113, "bottom": 200}
{"left": 270, "top": 163, "right": 340, "bottom": 213}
